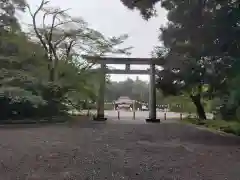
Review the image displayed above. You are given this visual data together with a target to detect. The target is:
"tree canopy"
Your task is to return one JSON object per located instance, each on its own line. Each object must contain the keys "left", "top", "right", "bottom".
{"left": 120, "top": 0, "right": 159, "bottom": 19}
{"left": 105, "top": 78, "right": 163, "bottom": 103}
{"left": 121, "top": 0, "right": 240, "bottom": 120}
{"left": 0, "top": 0, "right": 130, "bottom": 121}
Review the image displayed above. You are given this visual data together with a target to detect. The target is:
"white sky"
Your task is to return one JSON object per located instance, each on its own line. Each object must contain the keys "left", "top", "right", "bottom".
{"left": 19, "top": 0, "right": 167, "bottom": 82}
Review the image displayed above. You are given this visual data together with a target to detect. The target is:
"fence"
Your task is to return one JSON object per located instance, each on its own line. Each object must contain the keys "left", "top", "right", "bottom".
{"left": 83, "top": 109, "right": 185, "bottom": 121}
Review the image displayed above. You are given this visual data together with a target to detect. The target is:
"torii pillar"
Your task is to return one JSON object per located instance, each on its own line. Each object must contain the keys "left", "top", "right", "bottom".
{"left": 93, "top": 63, "right": 107, "bottom": 121}
{"left": 146, "top": 64, "right": 160, "bottom": 123}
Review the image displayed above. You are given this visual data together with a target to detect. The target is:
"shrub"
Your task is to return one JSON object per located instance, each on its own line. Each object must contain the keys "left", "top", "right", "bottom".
{"left": 0, "top": 82, "right": 70, "bottom": 120}
{"left": 183, "top": 118, "right": 240, "bottom": 136}
{"left": 0, "top": 86, "right": 47, "bottom": 120}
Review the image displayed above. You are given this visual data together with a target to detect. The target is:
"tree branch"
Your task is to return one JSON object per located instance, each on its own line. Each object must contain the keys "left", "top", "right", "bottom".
{"left": 26, "top": 0, "right": 49, "bottom": 55}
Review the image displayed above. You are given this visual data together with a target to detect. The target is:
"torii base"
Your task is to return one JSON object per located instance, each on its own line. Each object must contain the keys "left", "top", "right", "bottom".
{"left": 145, "top": 118, "right": 160, "bottom": 123}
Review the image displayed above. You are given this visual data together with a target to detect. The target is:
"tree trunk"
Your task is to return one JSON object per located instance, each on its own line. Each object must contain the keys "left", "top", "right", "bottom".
{"left": 49, "top": 67, "right": 55, "bottom": 82}
{"left": 190, "top": 94, "right": 206, "bottom": 120}
{"left": 48, "top": 53, "right": 56, "bottom": 82}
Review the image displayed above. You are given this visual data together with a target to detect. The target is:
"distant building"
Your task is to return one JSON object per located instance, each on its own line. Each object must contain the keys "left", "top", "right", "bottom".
{"left": 114, "top": 96, "right": 134, "bottom": 111}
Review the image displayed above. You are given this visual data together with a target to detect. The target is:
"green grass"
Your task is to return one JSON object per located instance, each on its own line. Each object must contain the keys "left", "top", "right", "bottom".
{"left": 183, "top": 118, "right": 240, "bottom": 136}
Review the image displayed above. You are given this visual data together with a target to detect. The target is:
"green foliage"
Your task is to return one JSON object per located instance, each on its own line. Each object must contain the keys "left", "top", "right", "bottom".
{"left": 105, "top": 78, "right": 164, "bottom": 104}
{"left": 121, "top": 0, "right": 240, "bottom": 120}
{"left": 0, "top": 86, "right": 46, "bottom": 120}
{"left": 105, "top": 77, "right": 201, "bottom": 112}
{"left": 0, "top": 86, "right": 46, "bottom": 105}
{"left": 0, "top": 0, "right": 26, "bottom": 31}
{"left": 0, "top": 0, "right": 130, "bottom": 122}
{"left": 120, "top": 0, "right": 159, "bottom": 20}
{"left": 183, "top": 118, "right": 240, "bottom": 136}
{"left": 26, "top": 0, "right": 132, "bottom": 82}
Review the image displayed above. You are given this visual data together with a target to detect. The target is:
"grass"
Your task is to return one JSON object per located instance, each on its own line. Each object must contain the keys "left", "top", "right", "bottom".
{"left": 183, "top": 118, "right": 240, "bottom": 136}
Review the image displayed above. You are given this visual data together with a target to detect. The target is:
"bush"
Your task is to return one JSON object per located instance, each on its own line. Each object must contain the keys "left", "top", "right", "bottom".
{"left": 169, "top": 102, "right": 197, "bottom": 113}
{"left": 0, "top": 86, "right": 47, "bottom": 120}
{"left": 183, "top": 118, "right": 240, "bottom": 136}
{"left": 39, "top": 82, "right": 69, "bottom": 117}
{"left": 0, "top": 83, "right": 70, "bottom": 120}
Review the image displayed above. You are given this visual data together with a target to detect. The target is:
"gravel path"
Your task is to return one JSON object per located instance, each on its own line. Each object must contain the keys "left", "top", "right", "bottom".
{"left": 0, "top": 120, "right": 240, "bottom": 180}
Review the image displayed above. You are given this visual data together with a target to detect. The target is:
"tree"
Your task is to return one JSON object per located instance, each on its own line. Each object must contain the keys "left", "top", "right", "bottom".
{"left": 121, "top": 0, "right": 240, "bottom": 120}
{"left": 105, "top": 78, "right": 164, "bottom": 104}
{"left": 0, "top": 0, "right": 52, "bottom": 120}
{"left": 0, "top": 0, "right": 134, "bottom": 120}
{"left": 120, "top": 0, "right": 159, "bottom": 20}
{"left": 157, "top": 0, "right": 239, "bottom": 119}
{"left": 26, "top": 0, "right": 132, "bottom": 82}
{"left": 0, "top": 0, "right": 26, "bottom": 31}
{"left": 24, "top": 0, "right": 133, "bottom": 113}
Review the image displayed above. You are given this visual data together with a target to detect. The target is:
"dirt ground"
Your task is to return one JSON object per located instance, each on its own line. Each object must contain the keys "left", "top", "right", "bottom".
{"left": 0, "top": 120, "right": 240, "bottom": 180}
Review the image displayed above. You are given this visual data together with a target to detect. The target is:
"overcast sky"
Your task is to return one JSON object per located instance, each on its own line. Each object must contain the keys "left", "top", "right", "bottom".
{"left": 20, "top": 0, "right": 168, "bottom": 81}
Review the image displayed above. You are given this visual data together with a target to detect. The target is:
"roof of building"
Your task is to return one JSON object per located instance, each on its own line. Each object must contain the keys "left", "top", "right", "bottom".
{"left": 114, "top": 96, "right": 134, "bottom": 104}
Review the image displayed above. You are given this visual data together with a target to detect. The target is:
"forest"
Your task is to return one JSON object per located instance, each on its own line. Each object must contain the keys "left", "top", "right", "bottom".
{"left": 121, "top": 0, "right": 240, "bottom": 121}
{"left": 0, "top": 0, "right": 132, "bottom": 121}
{"left": 1, "top": 0, "right": 240, "bottom": 124}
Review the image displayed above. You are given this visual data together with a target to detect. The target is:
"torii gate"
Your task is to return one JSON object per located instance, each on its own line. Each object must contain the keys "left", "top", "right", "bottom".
{"left": 83, "top": 55, "right": 164, "bottom": 123}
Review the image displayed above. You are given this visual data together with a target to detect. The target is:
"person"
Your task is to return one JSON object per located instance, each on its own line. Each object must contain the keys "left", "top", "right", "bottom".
{"left": 114, "top": 104, "right": 118, "bottom": 110}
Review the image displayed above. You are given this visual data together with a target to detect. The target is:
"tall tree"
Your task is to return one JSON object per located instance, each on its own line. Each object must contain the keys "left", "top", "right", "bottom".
{"left": 157, "top": 0, "right": 239, "bottom": 119}
{"left": 121, "top": 0, "right": 240, "bottom": 119}
{"left": 26, "top": 0, "right": 132, "bottom": 82}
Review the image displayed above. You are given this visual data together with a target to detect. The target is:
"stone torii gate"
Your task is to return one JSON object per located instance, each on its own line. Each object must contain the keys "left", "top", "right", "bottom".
{"left": 83, "top": 56, "right": 164, "bottom": 123}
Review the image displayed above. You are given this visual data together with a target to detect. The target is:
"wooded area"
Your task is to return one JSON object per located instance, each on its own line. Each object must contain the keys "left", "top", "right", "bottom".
{"left": 0, "top": 0, "right": 131, "bottom": 121}
{"left": 106, "top": 78, "right": 202, "bottom": 112}
{"left": 1, "top": 0, "right": 240, "bottom": 124}
{"left": 2, "top": 1, "right": 240, "bottom": 179}
{"left": 121, "top": 0, "right": 240, "bottom": 121}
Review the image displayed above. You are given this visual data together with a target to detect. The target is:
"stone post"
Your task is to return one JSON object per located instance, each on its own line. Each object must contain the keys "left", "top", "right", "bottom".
{"left": 146, "top": 64, "right": 160, "bottom": 123}
{"left": 94, "top": 63, "right": 107, "bottom": 121}
{"left": 133, "top": 100, "right": 135, "bottom": 120}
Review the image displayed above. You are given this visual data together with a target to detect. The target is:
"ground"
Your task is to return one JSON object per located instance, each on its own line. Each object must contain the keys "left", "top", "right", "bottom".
{"left": 104, "top": 110, "right": 183, "bottom": 120}
{"left": 0, "top": 111, "right": 240, "bottom": 179}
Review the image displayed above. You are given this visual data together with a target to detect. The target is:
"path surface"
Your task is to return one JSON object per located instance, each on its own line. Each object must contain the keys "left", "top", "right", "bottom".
{"left": 83, "top": 110, "right": 185, "bottom": 121}
{"left": 0, "top": 118, "right": 240, "bottom": 179}
{"left": 105, "top": 110, "right": 183, "bottom": 121}
{"left": 81, "top": 110, "right": 213, "bottom": 120}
